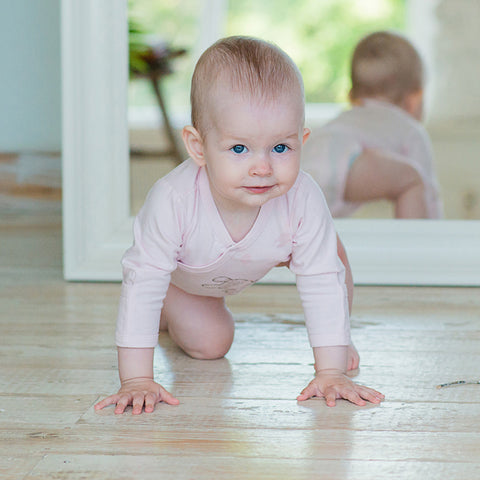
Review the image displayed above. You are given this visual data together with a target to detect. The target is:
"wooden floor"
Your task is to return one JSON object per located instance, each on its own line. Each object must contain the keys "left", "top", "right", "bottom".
{"left": 1, "top": 221, "right": 480, "bottom": 479}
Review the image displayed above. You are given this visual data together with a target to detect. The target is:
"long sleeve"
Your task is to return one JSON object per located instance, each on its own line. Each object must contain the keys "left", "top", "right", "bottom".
{"left": 288, "top": 173, "right": 350, "bottom": 347}
{"left": 403, "top": 128, "right": 444, "bottom": 219}
{"left": 301, "top": 128, "right": 362, "bottom": 218}
{"left": 115, "top": 181, "right": 183, "bottom": 348}
{"left": 296, "top": 272, "right": 350, "bottom": 347}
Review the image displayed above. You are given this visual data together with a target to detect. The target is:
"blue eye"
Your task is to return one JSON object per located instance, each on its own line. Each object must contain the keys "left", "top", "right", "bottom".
{"left": 273, "top": 144, "right": 289, "bottom": 153}
{"left": 231, "top": 145, "right": 247, "bottom": 154}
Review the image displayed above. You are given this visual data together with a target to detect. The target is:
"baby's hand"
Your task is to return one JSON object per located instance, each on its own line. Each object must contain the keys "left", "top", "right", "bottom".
{"left": 297, "top": 369, "right": 384, "bottom": 407}
{"left": 94, "top": 377, "right": 179, "bottom": 414}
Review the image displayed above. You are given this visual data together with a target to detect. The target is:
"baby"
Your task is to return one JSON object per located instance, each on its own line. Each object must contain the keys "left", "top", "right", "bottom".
{"left": 95, "top": 36, "right": 384, "bottom": 415}
{"left": 303, "top": 31, "right": 443, "bottom": 219}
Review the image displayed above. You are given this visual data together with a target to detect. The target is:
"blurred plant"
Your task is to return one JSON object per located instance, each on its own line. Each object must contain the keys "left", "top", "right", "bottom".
{"left": 128, "top": 13, "right": 151, "bottom": 76}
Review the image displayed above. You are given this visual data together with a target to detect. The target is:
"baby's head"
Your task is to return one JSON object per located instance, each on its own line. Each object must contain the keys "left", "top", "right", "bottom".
{"left": 189, "top": 36, "right": 305, "bottom": 138}
{"left": 350, "top": 31, "right": 424, "bottom": 120}
{"left": 183, "top": 36, "right": 310, "bottom": 214}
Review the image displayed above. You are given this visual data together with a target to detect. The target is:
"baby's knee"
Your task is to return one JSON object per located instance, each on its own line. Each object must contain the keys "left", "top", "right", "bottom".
{"left": 187, "top": 323, "right": 234, "bottom": 360}
{"left": 187, "top": 336, "right": 233, "bottom": 360}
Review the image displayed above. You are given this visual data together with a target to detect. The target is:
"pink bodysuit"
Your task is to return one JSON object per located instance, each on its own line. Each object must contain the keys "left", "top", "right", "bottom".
{"left": 116, "top": 159, "right": 350, "bottom": 349}
{"left": 302, "top": 99, "right": 443, "bottom": 218}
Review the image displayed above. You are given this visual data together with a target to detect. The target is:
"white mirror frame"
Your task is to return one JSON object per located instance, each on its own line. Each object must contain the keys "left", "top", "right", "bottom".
{"left": 62, "top": 0, "right": 480, "bottom": 286}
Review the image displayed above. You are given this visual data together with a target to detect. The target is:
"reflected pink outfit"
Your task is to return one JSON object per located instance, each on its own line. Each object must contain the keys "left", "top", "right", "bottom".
{"left": 302, "top": 99, "right": 443, "bottom": 218}
{"left": 116, "top": 159, "right": 350, "bottom": 349}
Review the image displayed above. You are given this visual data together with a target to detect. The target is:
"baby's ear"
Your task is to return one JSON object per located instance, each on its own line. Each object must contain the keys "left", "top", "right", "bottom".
{"left": 403, "top": 89, "right": 424, "bottom": 121}
{"left": 182, "top": 126, "right": 206, "bottom": 166}
{"left": 302, "top": 128, "right": 311, "bottom": 145}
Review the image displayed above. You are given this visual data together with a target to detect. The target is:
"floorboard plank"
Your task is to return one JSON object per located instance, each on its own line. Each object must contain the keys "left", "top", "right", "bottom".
{"left": 23, "top": 454, "right": 480, "bottom": 480}
{"left": 2, "top": 428, "right": 479, "bottom": 463}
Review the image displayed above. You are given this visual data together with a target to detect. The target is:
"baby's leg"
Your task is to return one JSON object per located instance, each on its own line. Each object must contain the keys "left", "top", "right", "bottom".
{"left": 344, "top": 150, "right": 428, "bottom": 218}
{"left": 336, "top": 234, "right": 353, "bottom": 313}
{"left": 160, "top": 284, "right": 234, "bottom": 360}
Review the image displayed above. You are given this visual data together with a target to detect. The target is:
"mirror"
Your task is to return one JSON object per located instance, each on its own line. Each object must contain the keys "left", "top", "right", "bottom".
{"left": 62, "top": 0, "right": 480, "bottom": 285}
{"left": 127, "top": 0, "right": 480, "bottom": 221}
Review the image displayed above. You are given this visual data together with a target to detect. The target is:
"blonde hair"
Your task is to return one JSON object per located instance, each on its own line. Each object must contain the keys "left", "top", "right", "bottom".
{"left": 190, "top": 36, "right": 305, "bottom": 136}
{"left": 350, "top": 31, "right": 423, "bottom": 104}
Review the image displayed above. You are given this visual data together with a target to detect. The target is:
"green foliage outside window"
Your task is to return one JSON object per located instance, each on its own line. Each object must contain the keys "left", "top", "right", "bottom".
{"left": 228, "top": 0, "right": 405, "bottom": 103}
{"left": 129, "top": 0, "right": 405, "bottom": 109}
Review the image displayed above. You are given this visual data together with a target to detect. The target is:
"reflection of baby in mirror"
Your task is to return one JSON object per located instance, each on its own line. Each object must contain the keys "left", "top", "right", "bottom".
{"left": 302, "top": 31, "right": 443, "bottom": 219}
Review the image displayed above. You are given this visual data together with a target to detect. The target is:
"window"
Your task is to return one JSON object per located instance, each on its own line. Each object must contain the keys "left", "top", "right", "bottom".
{"left": 128, "top": 0, "right": 405, "bottom": 126}
{"left": 228, "top": 0, "right": 405, "bottom": 103}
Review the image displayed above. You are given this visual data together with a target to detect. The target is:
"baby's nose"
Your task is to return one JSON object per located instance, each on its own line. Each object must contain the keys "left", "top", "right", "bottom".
{"left": 249, "top": 155, "right": 273, "bottom": 176}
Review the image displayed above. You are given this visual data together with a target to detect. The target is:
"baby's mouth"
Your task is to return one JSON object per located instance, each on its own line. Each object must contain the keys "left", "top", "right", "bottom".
{"left": 243, "top": 185, "right": 274, "bottom": 194}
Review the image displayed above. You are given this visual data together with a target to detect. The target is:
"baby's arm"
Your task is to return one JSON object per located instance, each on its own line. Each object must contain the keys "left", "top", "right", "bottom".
{"left": 94, "top": 180, "right": 186, "bottom": 414}
{"left": 295, "top": 273, "right": 382, "bottom": 406}
{"left": 290, "top": 176, "right": 382, "bottom": 405}
{"left": 336, "top": 234, "right": 359, "bottom": 370}
{"left": 297, "top": 346, "right": 384, "bottom": 406}
{"left": 94, "top": 347, "right": 179, "bottom": 414}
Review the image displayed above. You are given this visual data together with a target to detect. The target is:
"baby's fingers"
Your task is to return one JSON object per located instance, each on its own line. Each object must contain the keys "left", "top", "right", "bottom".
{"left": 132, "top": 393, "right": 147, "bottom": 415}
{"left": 324, "top": 387, "right": 338, "bottom": 407}
{"left": 138, "top": 389, "right": 179, "bottom": 413}
{"left": 339, "top": 385, "right": 384, "bottom": 406}
{"left": 340, "top": 388, "right": 366, "bottom": 407}
{"left": 114, "top": 395, "right": 132, "bottom": 415}
{"left": 159, "top": 387, "right": 180, "bottom": 406}
{"left": 94, "top": 394, "right": 121, "bottom": 411}
{"left": 144, "top": 392, "right": 158, "bottom": 413}
{"left": 356, "top": 386, "right": 385, "bottom": 404}
{"left": 297, "top": 382, "right": 321, "bottom": 402}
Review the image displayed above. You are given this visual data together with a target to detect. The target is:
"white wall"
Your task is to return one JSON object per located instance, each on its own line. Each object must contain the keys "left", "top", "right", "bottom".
{"left": 410, "top": 0, "right": 480, "bottom": 219}
{"left": 0, "top": 0, "right": 61, "bottom": 152}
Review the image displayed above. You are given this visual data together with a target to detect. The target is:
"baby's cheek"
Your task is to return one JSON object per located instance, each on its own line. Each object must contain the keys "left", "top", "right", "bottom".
{"left": 283, "top": 159, "right": 300, "bottom": 180}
